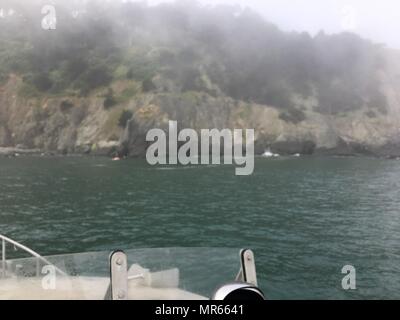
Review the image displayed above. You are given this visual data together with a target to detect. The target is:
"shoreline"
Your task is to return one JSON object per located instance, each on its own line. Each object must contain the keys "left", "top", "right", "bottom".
{"left": 1, "top": 146, "right": 399, "bottom": 160}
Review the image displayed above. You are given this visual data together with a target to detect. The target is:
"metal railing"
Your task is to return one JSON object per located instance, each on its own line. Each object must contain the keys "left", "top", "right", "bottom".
{"left": 0, "top": 234, "right": 66, "bottom": 278}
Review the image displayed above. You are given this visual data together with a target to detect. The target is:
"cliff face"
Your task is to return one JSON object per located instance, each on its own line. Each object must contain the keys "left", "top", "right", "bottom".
{"left": 1, "top": 2, "right": 400, "bottom": 158}
{"left": 1, "top": 48, "right": 400, "bottom": 158}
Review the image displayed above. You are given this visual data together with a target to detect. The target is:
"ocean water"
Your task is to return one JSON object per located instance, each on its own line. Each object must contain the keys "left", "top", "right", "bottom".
{"left": 0, "top": 156, "right": 400, "bottom": 299}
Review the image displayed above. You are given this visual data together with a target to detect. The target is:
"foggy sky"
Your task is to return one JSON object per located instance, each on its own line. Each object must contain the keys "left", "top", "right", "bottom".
{"left": 147, "top": 0, "right": 400, "bottom": 49}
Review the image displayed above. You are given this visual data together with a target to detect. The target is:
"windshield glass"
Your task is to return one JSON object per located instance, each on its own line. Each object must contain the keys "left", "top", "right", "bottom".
{"left": 0, "top": 247, "right": 240, "bottom": 300}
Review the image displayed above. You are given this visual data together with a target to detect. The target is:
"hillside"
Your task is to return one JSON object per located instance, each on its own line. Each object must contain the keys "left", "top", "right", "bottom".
{"left": 1, "top": 0, "right": 400, "bottom": 157}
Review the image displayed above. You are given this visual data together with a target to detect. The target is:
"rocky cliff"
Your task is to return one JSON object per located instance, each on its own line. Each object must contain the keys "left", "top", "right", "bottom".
{"left": 1, "top": 1, "right": 400, "bottom": 158}
{"left": 1, "top": 48, "right": 400, "bottom": 158}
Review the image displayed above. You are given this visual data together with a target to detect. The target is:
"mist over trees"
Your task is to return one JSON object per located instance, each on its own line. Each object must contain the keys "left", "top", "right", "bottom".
{"left": 0, "top": 0, "right": 388, "bottom": 118}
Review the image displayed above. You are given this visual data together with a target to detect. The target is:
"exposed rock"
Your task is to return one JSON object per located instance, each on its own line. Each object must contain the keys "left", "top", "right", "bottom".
{"left": 1, "top": 53, "right": 400, "bottom": 159}
{"left": 271, "top": 140, "right": 316, "bottom": 155}
{"left": 91, "top": 140, "right": 120, "bottom": 156}
{"left": 0, "top": 147, "right": 42, "bottom": 157}
{"left": 371, "top": 142, "right": 400, "bottom": 158}
{"left": 0, "top": 125, "right": 11, "bottom": 146}
{"left": 120, "top": 104, "right": 167, "bottom": 157}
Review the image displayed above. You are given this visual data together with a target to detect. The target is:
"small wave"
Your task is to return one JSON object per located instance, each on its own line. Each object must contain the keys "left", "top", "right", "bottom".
{"left": 9, "top": 183, "right": 25, "bottom": 188}
{"left": 155, "top": 164, "right": 220, "bottom": 170}
{"left": 156, "top": 166, "right": 196, "bottom": 171}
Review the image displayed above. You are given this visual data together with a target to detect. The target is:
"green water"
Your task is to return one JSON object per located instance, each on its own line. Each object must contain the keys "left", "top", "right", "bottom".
{"left": 1, "top": 156, "right": 400, "bottom": 299}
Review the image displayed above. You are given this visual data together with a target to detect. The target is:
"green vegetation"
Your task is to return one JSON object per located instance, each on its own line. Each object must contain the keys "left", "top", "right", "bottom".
{"left": 18, "top": 82, "right": 41, "bottom": 99}
{"left": 0, "top": 0, "right": 389, "bottom": 117}
{"left": 142, "top": 78, "right": 156, "bottom": 93}
{"left": 103, "top": 88, "right": 117, "bottom": 109}
{"left": 76, "top": 64, "right": 113, "bottom": 96}
{"left": 60, "top": 100, "right": 74, "bottom": 112}
{"left": 118, "top": 85, "right": 140, "bottom": 104}
{"left": 118, "top": 110, "right": 133, "bottom": 128}
{"left": 104, "top": 85, "right": 139, "bottom": 109}
{"left": 279, "top": 108, "right": 307, "bottom": 124}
